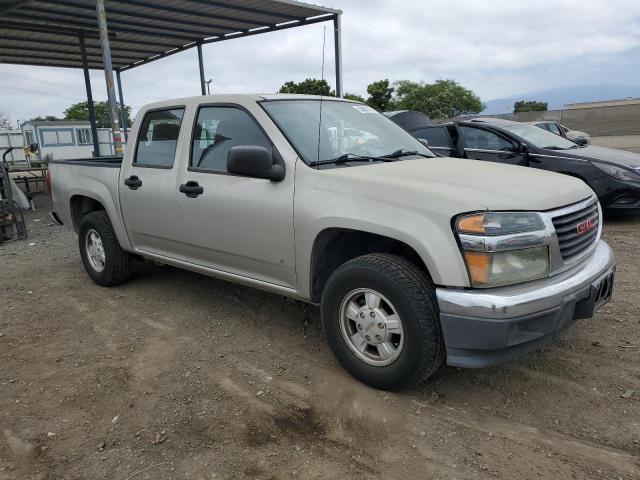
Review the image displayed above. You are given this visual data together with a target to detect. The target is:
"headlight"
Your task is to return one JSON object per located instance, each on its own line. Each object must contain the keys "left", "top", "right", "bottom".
{"left": 457, "top": 212, "right": 544, "bottom": 236}
{"left": 591, "top": 161, "right": 640, "bottom": 182}
{"left": 455, "top": 212, "right": 550, "bottom": 288}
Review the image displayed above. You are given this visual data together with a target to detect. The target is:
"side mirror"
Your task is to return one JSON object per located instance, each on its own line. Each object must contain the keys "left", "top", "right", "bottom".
{"left": 575, "top": 137, "right": 589, "bottom": 146}
{"left": 227, "top": 146, "right": 285, "bottom": 181}
{"left": 418, "top": 138, "right": 429, "bottom": 147}
{"left": 520, "top": 143, "right": 530, "bottom": 155}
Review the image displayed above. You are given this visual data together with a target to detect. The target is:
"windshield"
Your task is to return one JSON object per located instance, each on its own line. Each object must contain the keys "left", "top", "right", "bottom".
{"left": 261, "top": 100, "right": 435, "bottom": 165}
{"left": 503, "top": 124, "right": 580, "bottom": 150}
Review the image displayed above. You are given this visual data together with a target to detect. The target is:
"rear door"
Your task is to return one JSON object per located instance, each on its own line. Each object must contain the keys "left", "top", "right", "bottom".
{"left": 411, "top": 126, "right": 455, "bottom": 157}
{"left": 458, "top": 125, "right": 528, "bottom": 166}
{"left": 174, "top": 103, "right": 296, "bottom": 288}
{"left": 119, "top": 106, "right": 186, "bottom": 260}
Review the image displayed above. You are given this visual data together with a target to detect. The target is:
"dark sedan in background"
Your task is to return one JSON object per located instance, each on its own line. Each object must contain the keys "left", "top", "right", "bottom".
{"left": 392, "top": 116, "right": 640, "bottom": 213}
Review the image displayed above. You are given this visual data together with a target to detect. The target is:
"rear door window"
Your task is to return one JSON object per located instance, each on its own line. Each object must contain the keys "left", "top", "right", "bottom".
{"left": 134, "top": 108, "right": 184, "bottom": 167}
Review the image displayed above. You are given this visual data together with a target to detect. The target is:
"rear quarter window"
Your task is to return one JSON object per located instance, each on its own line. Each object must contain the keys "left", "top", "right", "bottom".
{"left": 412, "top": 127, "right": 452, "bottom": 148}
{"left": 134, "top": 108, "right": 185, "bottom": 168}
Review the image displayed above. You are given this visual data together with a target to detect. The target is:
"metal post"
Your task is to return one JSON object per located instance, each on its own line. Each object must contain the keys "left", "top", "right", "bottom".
{"left": 116, "top": 69, "right": 128, "bottom": 142}
{"left": 333, "top": 14, "right": 343, "bottom": 98}
{"left": 197, "top": 42, "right": 206, "bottom": 96}
{"left": 79, "top": 32, "right": 100, "bottom": 157}
{"left": 5, "top": 131, "right": 15, "bottom": 163}
{"left": 96, "top": 0, "right": 123, "bottom": 155}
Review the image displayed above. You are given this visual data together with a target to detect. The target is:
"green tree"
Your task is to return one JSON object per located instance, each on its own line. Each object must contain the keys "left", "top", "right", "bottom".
{"left": 394, "top": 79, "right": 484, "bottom": 119}
{"left": 63, "top": 101, "right": 132, "bottom": 128}
{"left": 30, "top": 115, "right": 63, "bottom": 122}
{"left": 514, "top": 100, "right": 548, "bottom": 113}
{"left": 366, "top": 79, "right": 395, "bottom": 111}
{"left": 278, "top": 78, "right": 335, "bottom": 96}
{"left": 344, "top": 92, "right": 365, "bottom": 103}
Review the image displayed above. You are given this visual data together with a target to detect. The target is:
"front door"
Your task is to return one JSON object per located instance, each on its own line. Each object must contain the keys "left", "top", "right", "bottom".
{"left": 175, "top": 104, "right": 296, "bottom": 288}
{"left": 458, "top": 125, "right": 528, "bottom": 166}
{"left": 119, "top": 106, "right": 187, "bottom": 260}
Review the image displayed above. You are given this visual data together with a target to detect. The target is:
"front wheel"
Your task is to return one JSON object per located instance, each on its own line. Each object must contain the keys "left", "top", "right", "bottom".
{"left": 78, "top": 211, "right": 133, "bottom": 286}
{"left": 321, "top": 253, "right": 445, "bottom": 390}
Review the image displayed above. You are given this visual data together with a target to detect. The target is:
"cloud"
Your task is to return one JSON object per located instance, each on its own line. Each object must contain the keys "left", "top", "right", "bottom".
{"left": 1, "top": 0, "right": 639, "bottom": 121}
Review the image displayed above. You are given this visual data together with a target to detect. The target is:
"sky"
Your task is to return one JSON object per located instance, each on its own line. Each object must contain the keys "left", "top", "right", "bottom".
{"left": 1, "top": 0, "right": 640, "bottom": 124}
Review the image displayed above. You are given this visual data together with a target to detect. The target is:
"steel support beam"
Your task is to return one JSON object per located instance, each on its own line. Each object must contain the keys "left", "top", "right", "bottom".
{"left": 0, "top": 19, "right": 114, "bottom": 39}
{"left": 116, "top": 70, "right": 128, "bottom": 141}
{"left": 333, "top": 14, "right": 343, "bottom": 98}
{"left": 96, "top": 0, "right": 122, "bottom": 155}
{"left": 197, "top": 42, "right": 206, "bottom": 96}
{"left": 79, "top": 32, "right": 100, "bottom": 157}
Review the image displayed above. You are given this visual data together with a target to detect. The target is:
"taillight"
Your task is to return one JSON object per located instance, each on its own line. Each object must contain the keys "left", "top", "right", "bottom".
{"left": 46, "top": 168, "right": 52, "bottom": 201}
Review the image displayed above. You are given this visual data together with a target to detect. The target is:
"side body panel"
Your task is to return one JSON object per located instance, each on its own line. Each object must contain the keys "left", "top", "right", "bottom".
{"left": 49, "top": 161, "right": 132, "bottom": 251}
{"left": 118, "top": 105, "right": 188, "bottom": 260}
{"left": 173, "top": 99, "right": 298, "bottom": 288}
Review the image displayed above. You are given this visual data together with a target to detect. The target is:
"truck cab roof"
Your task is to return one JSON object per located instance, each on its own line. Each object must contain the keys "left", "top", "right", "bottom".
{"left": 138, "top": 93, "right": 358, "bottom": 112}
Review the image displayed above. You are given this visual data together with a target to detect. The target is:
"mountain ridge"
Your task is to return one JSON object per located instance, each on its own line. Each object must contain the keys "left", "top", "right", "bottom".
{"left": 482, "top": 84, "right": 640, "bottom": 114}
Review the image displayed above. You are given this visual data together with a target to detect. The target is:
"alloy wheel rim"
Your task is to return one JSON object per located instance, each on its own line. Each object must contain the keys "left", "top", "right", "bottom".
{"left": 339, "top": 288, "right": 404, "bottom": 366}
{"left": 85, "top": 229, "right": 106, "bottom": 273}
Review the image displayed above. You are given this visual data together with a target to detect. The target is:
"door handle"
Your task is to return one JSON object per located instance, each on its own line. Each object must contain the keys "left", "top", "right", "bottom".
{"left": 124, "top": 175, "right": 142, "bottom": 190}
{"left": 179, "top": 181, "right": 204, "bottom": 198}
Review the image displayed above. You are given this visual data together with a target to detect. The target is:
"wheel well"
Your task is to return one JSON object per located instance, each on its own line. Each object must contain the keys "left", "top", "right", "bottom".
{"left": 309, "top": 228, "right": 431, "bottom": 303}
{"left": 70, "top": 195, "right": 106, "bottom": 231}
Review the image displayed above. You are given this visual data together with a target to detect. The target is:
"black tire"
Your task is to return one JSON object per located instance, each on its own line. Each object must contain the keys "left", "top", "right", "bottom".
{"left": 78, "top": 211, "right": 133, "bottom": 286}
{"left": 321, "top": 253, "right": 445, "bottom": 390}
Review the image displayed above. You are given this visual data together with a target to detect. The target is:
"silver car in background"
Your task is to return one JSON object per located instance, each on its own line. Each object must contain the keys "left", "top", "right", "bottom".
{"left": 529, "top": 120, "right": 591, "bottom": 145}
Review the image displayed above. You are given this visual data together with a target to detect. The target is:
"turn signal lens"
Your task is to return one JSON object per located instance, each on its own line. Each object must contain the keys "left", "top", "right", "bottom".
{"left": 463, "top": 251, "right": 490, "bottom": 284}
{"left": 457, "top": 214, "right": 486, "bottom": 235}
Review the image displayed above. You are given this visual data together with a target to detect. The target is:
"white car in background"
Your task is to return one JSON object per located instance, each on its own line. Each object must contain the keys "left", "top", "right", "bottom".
{"left": 529, "top": 120, "right": 591, "bottom": 145}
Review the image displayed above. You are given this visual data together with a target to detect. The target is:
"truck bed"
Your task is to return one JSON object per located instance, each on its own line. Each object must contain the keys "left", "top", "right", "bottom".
{"left": 49, "top": 156, "right": 123, "bottom": 168}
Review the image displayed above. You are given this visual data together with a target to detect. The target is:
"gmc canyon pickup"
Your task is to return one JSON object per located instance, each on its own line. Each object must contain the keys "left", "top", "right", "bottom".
{"left": 49, "top": 94, "right": 616, "bottom": 390}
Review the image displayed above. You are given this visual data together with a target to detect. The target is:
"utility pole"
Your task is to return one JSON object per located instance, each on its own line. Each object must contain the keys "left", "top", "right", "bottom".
{"left": 197, "top": 42, "right": 206, "bottom": 96}
{"left": 205, "top": 79, "right": 212, "bottom": 95}
{"left": 333, "top": 14, "right": 343, "bottom": 98}
{"left": 79, "top": 32, "right": 100, "bottom": 157}
{"left": 96, "top": 0, "right": 123, "bottom": 155}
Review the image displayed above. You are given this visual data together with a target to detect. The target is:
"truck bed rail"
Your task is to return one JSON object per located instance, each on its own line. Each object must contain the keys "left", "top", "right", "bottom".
{"left": 49, "top": 157, "right": 123, "bottom": 168}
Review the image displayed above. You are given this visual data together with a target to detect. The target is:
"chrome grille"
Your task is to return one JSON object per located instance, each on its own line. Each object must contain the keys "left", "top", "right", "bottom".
{"left": 552, "top": 201, "right": 599, "bottom": 261}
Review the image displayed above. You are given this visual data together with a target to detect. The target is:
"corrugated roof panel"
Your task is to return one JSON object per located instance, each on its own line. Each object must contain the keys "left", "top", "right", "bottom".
{"left": 0, "top": 0, "right": 339, "bottom": 70}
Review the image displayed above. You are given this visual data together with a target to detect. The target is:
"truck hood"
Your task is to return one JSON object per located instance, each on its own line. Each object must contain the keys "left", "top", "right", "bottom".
{"left": 323, "top": 157, "right": 594, "bottom": 212}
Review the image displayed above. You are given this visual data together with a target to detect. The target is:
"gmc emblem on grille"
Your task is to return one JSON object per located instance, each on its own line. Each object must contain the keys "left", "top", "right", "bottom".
{"left": 576, "top": 218, "right": 595, "bottom": 235}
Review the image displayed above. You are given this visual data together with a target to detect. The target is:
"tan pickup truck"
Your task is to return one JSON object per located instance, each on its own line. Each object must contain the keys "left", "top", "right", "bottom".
{"left": 48, "top": 94, "right": 615, "bottom": 390}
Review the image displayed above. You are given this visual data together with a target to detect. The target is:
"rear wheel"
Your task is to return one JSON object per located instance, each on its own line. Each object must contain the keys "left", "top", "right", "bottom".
{"left": 78, "top": 211, "right": 132, "bottom": 286}
{"left": 321, "top": 253, "right": 445, "bottom": 390}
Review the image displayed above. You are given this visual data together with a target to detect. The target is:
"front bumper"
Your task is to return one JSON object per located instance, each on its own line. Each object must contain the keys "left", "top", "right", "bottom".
{"left": 436, "top": 240, "right": 615, "bottom": 368}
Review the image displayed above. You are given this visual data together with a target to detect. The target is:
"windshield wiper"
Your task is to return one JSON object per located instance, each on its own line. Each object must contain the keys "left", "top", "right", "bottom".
{"left": 380, "top": 149, "right": 432, "bottom": 159}
{"left": 543, "top": 146, "right": 566, "bottom": 150}
{"left": 308, "top": 149, "right": 432, "bottom": 167}
{"left": 308, "top": 153, "right": 394, "bottom": 167}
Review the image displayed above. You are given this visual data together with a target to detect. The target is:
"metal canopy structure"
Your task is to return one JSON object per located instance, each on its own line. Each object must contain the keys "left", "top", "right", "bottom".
{"left": 0, "top": 0, "right": 343, "bottom": 155}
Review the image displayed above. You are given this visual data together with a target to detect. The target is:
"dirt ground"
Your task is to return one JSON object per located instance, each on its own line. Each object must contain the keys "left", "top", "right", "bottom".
{"left": 1, "top": 197, "right": 639, "bottom": 480}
